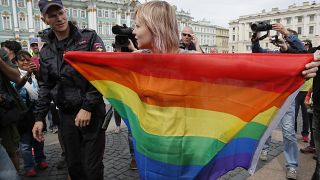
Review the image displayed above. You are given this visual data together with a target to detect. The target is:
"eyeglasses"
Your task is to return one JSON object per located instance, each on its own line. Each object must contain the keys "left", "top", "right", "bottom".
{"left": 182, "top": 33, "right": 192, "bottom": 38}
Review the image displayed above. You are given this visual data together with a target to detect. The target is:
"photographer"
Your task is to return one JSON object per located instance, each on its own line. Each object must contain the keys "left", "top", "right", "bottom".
{"left": 251, "top": 23, "right": 305, "bottom": 53}
{"left": 0, "top": 46, "right": 21, "bottom": 179}
{"left": 251, "top": 23, "right": 306, "bottom": 180}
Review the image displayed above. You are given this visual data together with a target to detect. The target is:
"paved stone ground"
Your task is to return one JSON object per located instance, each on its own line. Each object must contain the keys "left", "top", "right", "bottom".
{"left": 19, "top": 127, "right": 284, "bottom": 180}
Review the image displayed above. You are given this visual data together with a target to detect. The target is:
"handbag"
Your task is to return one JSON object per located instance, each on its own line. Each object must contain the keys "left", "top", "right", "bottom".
{"left": 0, "top": 72, "right": 27, "bottom": 127}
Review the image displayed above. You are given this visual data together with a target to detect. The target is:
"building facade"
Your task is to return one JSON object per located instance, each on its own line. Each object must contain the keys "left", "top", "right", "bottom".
{"left": 0, "top": 0, "right": 228, "bottom": 52}
{"left": 229, "top": 1, "right": 320, "bottom": 53}
{"left": 0, "top": 0, "right": 136, "bottom": 51}
{"left": 176, "top": 9, "right": 229, "bottom": 53}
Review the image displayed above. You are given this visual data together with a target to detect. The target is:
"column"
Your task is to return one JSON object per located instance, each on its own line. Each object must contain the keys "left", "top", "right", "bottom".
{"left": 87, "top": 2, "right": 97, "bottom": 30}
{"left": 27, "top": 0, "right": 34, "bottom": 33}
{"left": 116, "top": 8, "right": 121, "bottom": 25}
{"left": 126, "top": 10, "right": 131, "bottom": 26}
{"left": 303, "top": 14, "right": 308, "bottom": 37}
{"left": 11, "top": 0, "right": 19, "bottom": 31}
{"left": 316, "top": 13, "right": 320, "bottom": 36}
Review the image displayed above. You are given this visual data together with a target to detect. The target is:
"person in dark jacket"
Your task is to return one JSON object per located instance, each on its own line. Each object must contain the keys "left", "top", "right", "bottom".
{"left": 32, "top": 1, "right": 106, "bottom": 179}
{"left": 251, "top": 23, "right": 306, "bottom": 180}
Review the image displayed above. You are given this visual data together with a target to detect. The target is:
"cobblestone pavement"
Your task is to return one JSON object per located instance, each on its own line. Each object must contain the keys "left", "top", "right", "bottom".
{"left": 20, "top": 127, "right": 284, "bottom": 180}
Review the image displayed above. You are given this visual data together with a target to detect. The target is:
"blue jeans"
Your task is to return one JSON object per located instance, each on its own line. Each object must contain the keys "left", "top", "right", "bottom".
{"left": 281, "top": 101, "right": 298, "bottom": 168}
{"left": 0, "top": 144, "right": 20, "bottom": 180}
{"left": 20, "top": 132, "right": 46, "bottom": 170}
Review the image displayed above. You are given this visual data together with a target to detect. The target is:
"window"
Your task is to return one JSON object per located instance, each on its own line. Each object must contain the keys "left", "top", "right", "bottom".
{"left": 275, "top": 19, "right": 281, "bottom": 23}
{"left": 80, "top": 10, "right": 85, "bottom": 18}
{"left": 298, "top": 27, "right": 302, "bottom": 35}
{"left": 310, "top": 14, "right": 315, "bottom": 22}
{"left": 33, "top": 0, "right": 39, "bottom": 8}
{"left": 34, "top": 16, "right": 41, "bottom": 32}
{"left": 265, "top": 43, "right": 268, "bottom": 48}
{"left": 19, "top": 14, "right": 27, "bottom": 29}
{"left": 286, "top": 17, "right": 291, "bottom": 24}
{"left": 309, "top": 26, "right": 314, "bottom": 34}
{"left": 97, "top": 9, "right": 103, "bottom": 18}
{"left": 81, "top": 22, "right": 86, "bottom": 29}
{"left": 249, "top": 32, "right": 252, "bottom": 39}
{"left": 97, "top": 22, "right": 102, "bottom": 34}
{"left": 111, "top": 11, "right": 115, "bottom": 18}
{"left": 104, "top": 10, "right": 109, "bottom": 18}
{"left": 297, "top": 16, "right": 303, "bottom": 23}
{"left": 72, "top": 9, "right": 77, "bottom": 17}
{"left": 232, "top": 27, "right": 235, "bottom": 31}
{"left": 121, "top": 12, "right": 125, "bottom": 19}
{"left": 105, "top": 23, "right": 110, "bottom": 35}
{"left": 17, "top": 0, "right": 25, "bottom": 7}
{"left": 232, "top": 35, "right": 235, "bottom": 41}
{"left": 1, "top": 0, "right": 9, "bottom": 6}
{"left": 2, "top": 15, "right": 11, "bottom": 30}
{"left": 246, "top": 45, "right": 251, "bottom": 51}
{"left": 65, "top": 8, "right": 70, "bottom": 17}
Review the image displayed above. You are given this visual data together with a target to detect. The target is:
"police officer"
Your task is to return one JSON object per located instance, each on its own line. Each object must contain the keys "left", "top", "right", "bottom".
{"left": 32, "top": 1, "right": 106, "bottom": 179}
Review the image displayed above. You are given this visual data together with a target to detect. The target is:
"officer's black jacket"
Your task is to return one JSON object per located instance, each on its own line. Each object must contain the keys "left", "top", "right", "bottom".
{"left": 34, "top": 22, "right": 106, "bottom": 121}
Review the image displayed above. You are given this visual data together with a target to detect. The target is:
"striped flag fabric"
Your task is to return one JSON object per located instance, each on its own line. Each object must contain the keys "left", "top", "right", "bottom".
{"left": 65, "top": 52, "right": 312, "bottom": 179}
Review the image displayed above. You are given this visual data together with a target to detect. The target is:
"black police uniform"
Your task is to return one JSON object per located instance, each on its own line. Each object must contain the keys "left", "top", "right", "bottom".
{"left": 34, "top": 22, "right": 106, "bottom": 180}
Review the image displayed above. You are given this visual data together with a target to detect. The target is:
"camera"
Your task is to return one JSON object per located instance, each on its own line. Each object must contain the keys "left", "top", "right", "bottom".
{"left": 270, "top": 35, "right": 279, "bottom": 44}
{"left": 251, "top": 22, "right": 273, "bottom": 32}
{"left": 37, "top": 28, "right": 50, "bottom": 38}
{"left": 112, "top": 24, "right": 137, "bottom": 52}
{"left": 0, "top": 48, "right": 9, "bottom": 62}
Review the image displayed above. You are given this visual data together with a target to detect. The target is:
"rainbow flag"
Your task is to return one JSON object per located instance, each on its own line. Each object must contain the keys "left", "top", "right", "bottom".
{"left": 65, "top": 52, "right": 312, "bottom": 179}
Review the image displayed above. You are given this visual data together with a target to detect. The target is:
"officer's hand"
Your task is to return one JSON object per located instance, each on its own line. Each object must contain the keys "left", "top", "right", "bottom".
{"left": 75, "top": 109, "right": 92, "bottom": 128}
{"left": 32, "top": 121, "right": 45, "bottom": 142}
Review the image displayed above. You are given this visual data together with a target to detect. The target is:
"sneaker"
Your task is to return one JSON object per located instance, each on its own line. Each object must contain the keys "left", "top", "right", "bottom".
{"left": 25, "top": 168, "right": 37, "bottom": 177}
{"left": 129, "top": 159, "right": 137, "bottom": 170}
{"left": 37, "top": 161, "right": 49, "bottom": 170}
{"left": 300, "top": 146, "right": 316, "bottom": 154}
{"left": 286, "top": 167, "right": 297, "bottom": 179}
{"left": 52, "top": 127, "right": 58, "bottom": 134}
{"left": 313, "top": 155, "right": 317, "bottom": 161}
{"left": 114, "top": 126, "right": 121, "bottom": 134}
{"left": 302, "top": 135, "right": 309, "bottom": 143}
{"left": 260, "top": 150, "right": 268, "bottom": 161}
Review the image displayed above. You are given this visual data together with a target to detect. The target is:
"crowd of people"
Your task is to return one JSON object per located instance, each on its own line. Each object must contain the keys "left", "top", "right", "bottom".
{"left": 0, "top": 0, "right": 320, "bottom": 180}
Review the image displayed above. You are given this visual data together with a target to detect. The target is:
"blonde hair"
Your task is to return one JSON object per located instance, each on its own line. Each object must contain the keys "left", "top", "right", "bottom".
{"left": 134, "top": 1, "right": 179, "bottom": 53}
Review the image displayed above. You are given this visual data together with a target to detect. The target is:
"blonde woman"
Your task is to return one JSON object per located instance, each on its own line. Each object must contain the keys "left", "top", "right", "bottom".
{"left": 133, "top": 1, "right": 180, "bottom": 53}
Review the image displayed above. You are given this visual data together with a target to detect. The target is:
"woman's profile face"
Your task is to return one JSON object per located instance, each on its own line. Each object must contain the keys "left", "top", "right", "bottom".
{"left": 133, "top": 17, "right": 153, "bottom": 50}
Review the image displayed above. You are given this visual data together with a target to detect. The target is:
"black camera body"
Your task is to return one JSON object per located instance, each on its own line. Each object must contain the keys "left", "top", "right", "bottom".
{"left": 270, "top": 35, "right": 279, "bottom": 44}
{"left": 112, "top": 24, "right": 137, "bottom": 52}
{"left": 251, "top": 22, "right": 273, "bottom": 32}
{"left": 0, "top": 48, "right": 9, "bottom": 63}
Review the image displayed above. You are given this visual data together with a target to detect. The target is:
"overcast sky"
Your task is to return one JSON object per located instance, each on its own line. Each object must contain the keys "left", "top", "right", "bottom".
{"left": 164, "top": 0, "right": 319, "bottom": 27}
